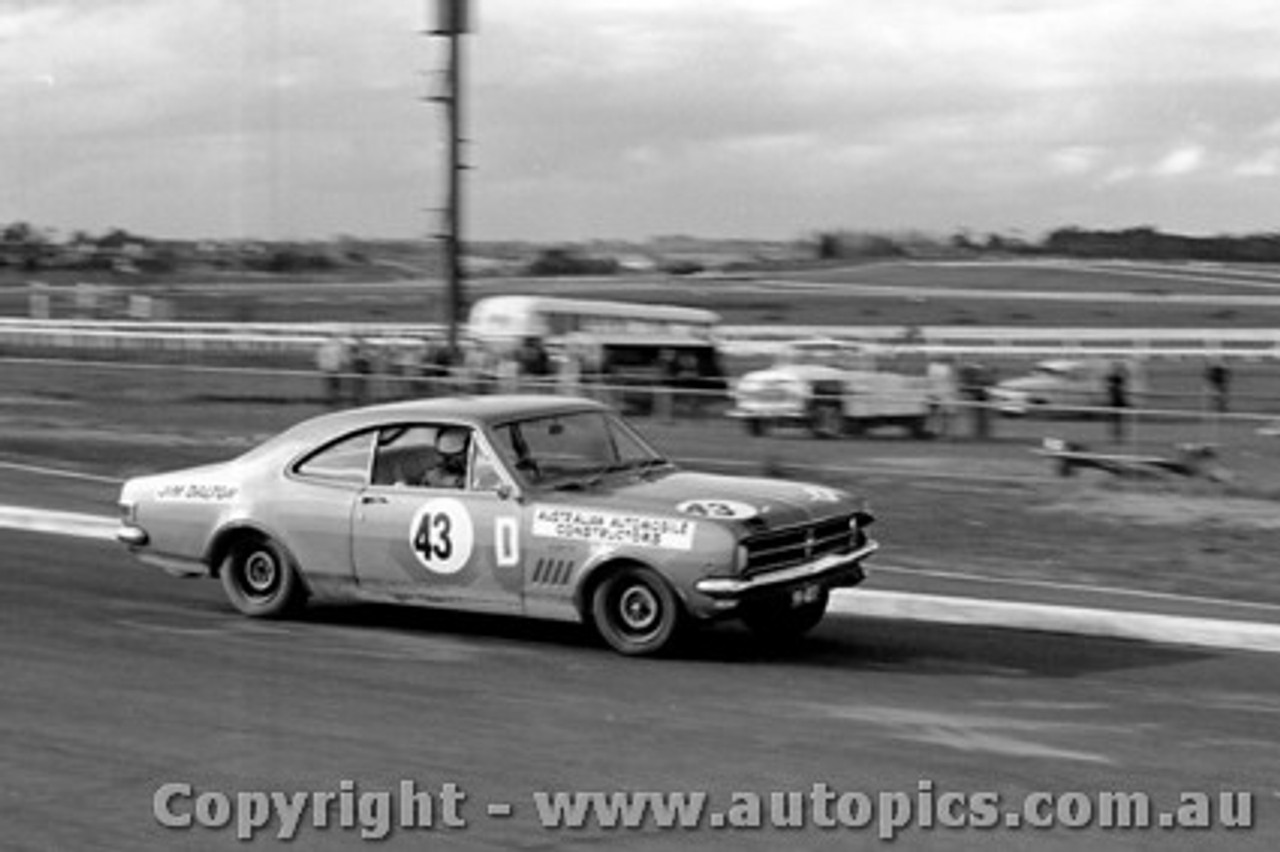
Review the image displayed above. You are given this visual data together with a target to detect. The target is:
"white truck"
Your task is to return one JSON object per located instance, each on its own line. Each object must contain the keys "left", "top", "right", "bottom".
{"left": 727, "top": 338, "right": 940, "bottom": 439}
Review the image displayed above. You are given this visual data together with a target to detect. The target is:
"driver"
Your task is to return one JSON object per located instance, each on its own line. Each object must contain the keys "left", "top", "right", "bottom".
{"left": 424, "top": 427, "right": 469, "bottom": 489}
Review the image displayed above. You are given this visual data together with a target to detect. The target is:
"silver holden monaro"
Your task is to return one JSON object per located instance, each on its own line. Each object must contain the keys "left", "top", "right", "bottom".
{"left": 116, "top": 395, "right": 877, "bottom": 655}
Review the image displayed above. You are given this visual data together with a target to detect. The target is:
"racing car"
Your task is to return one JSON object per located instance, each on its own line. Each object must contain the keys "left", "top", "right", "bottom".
{"left": 116, "top": 395, "right": 877, "bottom": 655}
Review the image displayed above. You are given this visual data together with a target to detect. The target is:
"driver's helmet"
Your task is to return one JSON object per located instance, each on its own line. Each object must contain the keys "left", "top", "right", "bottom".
{"left": 436, "top": 427, "right": 469, "bottom": 456}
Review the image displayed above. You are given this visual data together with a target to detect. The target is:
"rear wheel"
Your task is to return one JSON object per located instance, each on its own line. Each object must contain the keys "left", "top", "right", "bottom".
{"left": 745, "top": 417, "right": 768, "bottom": 437}
{"left": 741, "top": 591, "right": 829, "bottom": 641}
{"left": 590, "top": 566, "right": 683, "bottom": 656}
{"left": 220, "top": 535, "right": 305, "bottom": 618}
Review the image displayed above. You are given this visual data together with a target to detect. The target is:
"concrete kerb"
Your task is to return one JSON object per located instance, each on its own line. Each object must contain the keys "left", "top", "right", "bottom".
{"left": 3, "top": 504, "right": 1278, "bottom": 656}
{"left": 831, "top": 589, "right": 1280, "bottom": 655}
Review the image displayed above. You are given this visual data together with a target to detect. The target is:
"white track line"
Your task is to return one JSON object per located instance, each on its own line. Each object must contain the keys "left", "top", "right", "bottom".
{"left": 0, "top": 505, "right": 117, "bottom": 540}
{"left": 0, "top": 459, "right": 122, "bottom": 484}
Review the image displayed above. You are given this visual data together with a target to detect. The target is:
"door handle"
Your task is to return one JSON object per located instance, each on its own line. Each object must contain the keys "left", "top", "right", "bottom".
{"left": 360, "top": 495, "right": 388, "bottom": 505}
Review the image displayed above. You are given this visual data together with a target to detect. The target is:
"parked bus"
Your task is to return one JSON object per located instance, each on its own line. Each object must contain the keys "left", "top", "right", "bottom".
{"left": 467, "top": 295, "right": 727, "bottom": 411}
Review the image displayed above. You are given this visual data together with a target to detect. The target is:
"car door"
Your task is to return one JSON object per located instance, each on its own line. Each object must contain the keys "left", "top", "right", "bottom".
{"left": 351, "top": 423, "right": 523, "bottom": 613}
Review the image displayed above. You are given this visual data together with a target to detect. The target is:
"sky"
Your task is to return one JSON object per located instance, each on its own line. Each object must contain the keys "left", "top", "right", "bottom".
{"left": 3, "top": 0, "right": 1280, "bottom": 242}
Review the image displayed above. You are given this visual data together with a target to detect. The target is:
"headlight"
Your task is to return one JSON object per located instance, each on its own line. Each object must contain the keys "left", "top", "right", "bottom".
{"left": 735, "top": 543, "right": 749, "bottom": 572}
{"left": 119, "top": 501, "right": 138, "bottom": 524}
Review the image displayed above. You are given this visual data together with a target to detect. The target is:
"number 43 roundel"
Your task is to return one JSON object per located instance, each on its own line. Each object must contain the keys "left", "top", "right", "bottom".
{"left": 409, "top": 498, "right": 475, "bottom": 575}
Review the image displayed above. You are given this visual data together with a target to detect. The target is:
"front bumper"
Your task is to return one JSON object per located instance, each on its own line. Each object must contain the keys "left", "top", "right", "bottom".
{"left": 116, "top": 523, "right": 149, "bottom": 547}
{"left": 726, "top": 403, "right": 808, "bottom": 422}
{"left": 695, "top": 539, "right": 878, "bottom": 598}
{"left": 987, "top": 392, "right": 1030, "bottom": 415}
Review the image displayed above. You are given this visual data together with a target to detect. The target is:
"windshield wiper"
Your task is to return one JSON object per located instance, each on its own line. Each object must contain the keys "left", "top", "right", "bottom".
{"left": 629, "top": 457, "right": 673, "bottom": 479}
{"left": 550, "top": 463, "right": 624, "bottom": 491}
{"left": 550, "top": 459, "right": 672, "bottom": 491}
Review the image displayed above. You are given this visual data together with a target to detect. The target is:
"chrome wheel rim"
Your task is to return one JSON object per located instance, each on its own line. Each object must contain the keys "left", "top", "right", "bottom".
{"left": 243, "top": 550, "right": 279, "bottom": 597}
{"left": 617, "top": 585, "right": 660, "bottom": 633}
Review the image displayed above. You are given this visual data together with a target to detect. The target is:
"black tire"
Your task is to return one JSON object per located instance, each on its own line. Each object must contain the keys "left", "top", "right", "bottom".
{"left": 220, "top": 535, "right": 306, "bottom": 618}
{"left": 908, "top": 415, "right": 933, "bottom": 439}
{"left": 809, "top": 403, "right": 844, "bottom": 439}
{"left": 590, "top": 566, "right": 683, "bottom": 656}
{"left": 745, "top": 417, "right": 767, "bottom": 437}
{"left": 741, "top": 590, "right": 829, "bottom": 641}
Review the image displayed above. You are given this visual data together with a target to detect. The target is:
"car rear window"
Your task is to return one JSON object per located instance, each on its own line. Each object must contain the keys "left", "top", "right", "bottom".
{"left": 293, "top": 431, "right": 376, "bottom": 485}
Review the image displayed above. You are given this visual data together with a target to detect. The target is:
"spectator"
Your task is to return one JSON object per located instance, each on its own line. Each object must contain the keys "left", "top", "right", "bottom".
{"left": 315, "top": 334, "right": 349, "bottom": 407}
{"left": 926, "top": 357, "right": 960, "bottom": 438}
{"left": 673, "top": 351, "right": 703, "bottom": 417}
{"left": 517, "top": 336, "right": 552, "bottom": 392}
{"left": 579, "top": 340, "right": 606, "bottom": 401}
{"left": 958, "top": 361, "right": 994, "bottom": 439}
{"left": 1105, "top": 360, "right": 1129, "bottom": 442}
{"left": 1204, "top": 359, "right": 1231, "bottom": 414}
{"left": 496, "top": 348, "right": 520, "bottom": 394}
{"left": 451, "top": 340, "right": 478, "bottom": 395}
{"left": 655, "top": 348, "right": 678, "bottom": 422}
{"left": 350, "top": 339, "right": 372, "bottom": 406}
{"left": 557, "top": 338, "right": 584, "bottom": 396}
{"left": 394, "top": 340, "right": 426, "bottom": 400}
{"left": 422, "top": 340, "right": 456, "bottom": 397}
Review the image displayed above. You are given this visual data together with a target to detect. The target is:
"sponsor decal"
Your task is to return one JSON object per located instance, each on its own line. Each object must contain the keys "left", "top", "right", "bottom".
{"left": 532, "top": 505, "right": 695, "bottom": 550}
{"left": 676, "top": 499, "right": 758, "bottom": 520}
{"left": 409, "top": 498, "right": 474, "bottom": 575}
{"left": 495, "top": 516, "right": 520, "bottom": 568}
{"left": 155, "top": 483, "right": 239, "bottom": 502}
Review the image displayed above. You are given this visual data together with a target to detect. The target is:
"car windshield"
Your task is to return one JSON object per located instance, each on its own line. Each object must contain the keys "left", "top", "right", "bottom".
{"left": 490, "top": 409, "right": 671, "bottom": 490}
{"left": 1032, "top": 363, "right": 1074, "bottom": 378}
{"left": 776, "top": 340, "right": 873, "bottom": 370}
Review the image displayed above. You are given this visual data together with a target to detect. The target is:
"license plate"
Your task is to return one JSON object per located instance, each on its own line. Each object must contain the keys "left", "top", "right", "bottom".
{"left": 790, "top": 583, "right": 821, "bottom": 607}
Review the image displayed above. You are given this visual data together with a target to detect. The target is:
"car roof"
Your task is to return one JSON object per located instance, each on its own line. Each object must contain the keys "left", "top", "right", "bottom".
{"left": 281, "top": 394, "right": 608, "bottom": 442}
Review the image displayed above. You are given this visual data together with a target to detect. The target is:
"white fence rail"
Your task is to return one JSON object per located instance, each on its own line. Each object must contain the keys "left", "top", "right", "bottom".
{"left": 1, "top": 318, "right": 1279, "bottom": 360}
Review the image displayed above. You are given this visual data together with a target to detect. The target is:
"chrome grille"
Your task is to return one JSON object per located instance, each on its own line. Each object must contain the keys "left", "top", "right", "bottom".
{"left": 742, "top": 514, "right": 862, "bottom": 577}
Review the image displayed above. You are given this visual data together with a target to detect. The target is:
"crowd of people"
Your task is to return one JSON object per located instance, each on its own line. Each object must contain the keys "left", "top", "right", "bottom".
{"left": 315, "top": 333, "right": 571, "bottom": 407}
{"left": 313, "top": 332, "right": 721, "bottom": 417}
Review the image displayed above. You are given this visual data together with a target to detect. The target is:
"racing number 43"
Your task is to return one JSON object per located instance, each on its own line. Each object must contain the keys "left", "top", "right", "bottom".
{"left": 408, "top": 499, "right": 474, "bottom": 575}
{"left": 414, "top": 511, "right": 453, "bottom": 563}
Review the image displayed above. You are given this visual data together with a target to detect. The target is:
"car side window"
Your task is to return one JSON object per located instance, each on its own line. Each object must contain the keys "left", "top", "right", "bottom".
{"left": 294, "top": 431, "right": 376, "bottom": 485}
{"left": 371, "top": 424, "right": 473, "bottom": 490}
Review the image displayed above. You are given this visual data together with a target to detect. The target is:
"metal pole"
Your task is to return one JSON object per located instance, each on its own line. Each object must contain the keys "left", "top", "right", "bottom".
{"left": 444, "top": 26, "right": 464, "bottom": 360}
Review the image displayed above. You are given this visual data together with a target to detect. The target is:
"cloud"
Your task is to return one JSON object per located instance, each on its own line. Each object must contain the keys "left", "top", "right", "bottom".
{"left": 1234, "top": 150, "right": 1280, "bottom": 178}
{"left": 5, "top": 0, "right": 1280, "bottom": 238}
{"left": 1153, "top": 146, "right": 1206, "bottom": 177}
{"left": 1049, "top": 147, "right": 1104, "bottom": 176}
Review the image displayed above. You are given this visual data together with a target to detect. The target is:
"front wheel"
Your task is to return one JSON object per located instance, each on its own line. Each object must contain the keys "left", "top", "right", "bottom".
{"left": 745, "top": 417, "right": 768, "bottom": 437}
{"left": 741, "top": 591, "right": 829, "bottom": 642}
{"left": 590, "top": 566, "right": 683, "bottom": 656}
{"left": 220, "top": 535, "right": 306, "bottom": 618}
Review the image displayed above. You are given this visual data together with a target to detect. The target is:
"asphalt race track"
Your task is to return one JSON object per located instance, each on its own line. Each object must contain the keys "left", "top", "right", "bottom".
{"left": 3, "top": 528, "right": 1277, "bottom": 851}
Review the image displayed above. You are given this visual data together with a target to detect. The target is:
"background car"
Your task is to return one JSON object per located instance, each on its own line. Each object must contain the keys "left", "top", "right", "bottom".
{"left": 988, "top": 358, "right": 1148, "bottom": 416}
{"left": 727, "top": 338, "right": 937, "bottom": 438}
{"left": 117, "top": 395, "right": 877, "bottom": 656}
